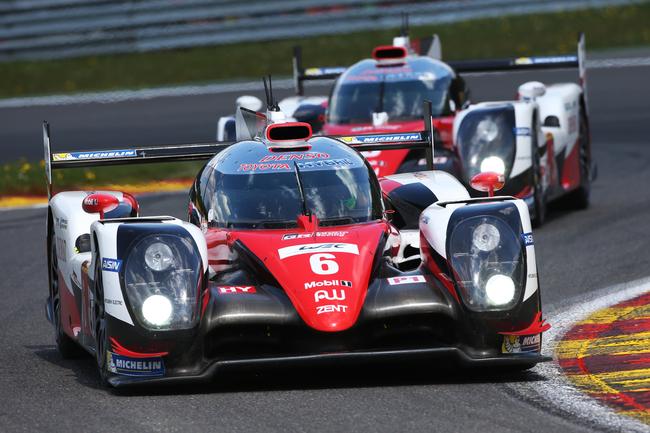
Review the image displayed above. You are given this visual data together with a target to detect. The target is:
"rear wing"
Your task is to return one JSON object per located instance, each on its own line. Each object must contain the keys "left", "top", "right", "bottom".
{"left": 448, "top": 33, "right": 588, "bottom": 105}
{"left": 292, "top": 46, "right": 346, "bottom": 96}
{"left": 43, "top": 102, "right": 437, "bottom": 197}
{"left": 43, "top": 122, "right": 232, "bottom": 198}
{"left": 291, "top": 35, "right": 442, "bottom": 95}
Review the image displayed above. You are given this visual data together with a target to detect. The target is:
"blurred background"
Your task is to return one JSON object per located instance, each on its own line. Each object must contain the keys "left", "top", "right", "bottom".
{"left": 1, "top": 0, "right": 649, "bottom": 199}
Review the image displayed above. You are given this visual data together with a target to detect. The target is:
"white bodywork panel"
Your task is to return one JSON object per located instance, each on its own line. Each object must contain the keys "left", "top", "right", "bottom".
{"left": 50, "top": 190, "right": 209, "bottom": 327}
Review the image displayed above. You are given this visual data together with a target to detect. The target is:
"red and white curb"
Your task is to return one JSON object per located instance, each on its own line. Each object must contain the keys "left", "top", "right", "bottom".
{"left": 507, "top": 277, "right": 650, "bottom": 432}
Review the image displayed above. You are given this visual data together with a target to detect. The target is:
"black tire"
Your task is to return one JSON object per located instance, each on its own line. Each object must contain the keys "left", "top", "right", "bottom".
{"left": 564, "top": 104, "right": 591, "bottom": 209}
{"left": 48, "top": 227, "right": 84, "bottom": 358}
{"left": 530, "top": 117, "right": 546, "bottom": 228}
{"left": 93, "top": 254, "right": 111, "bottom": 387}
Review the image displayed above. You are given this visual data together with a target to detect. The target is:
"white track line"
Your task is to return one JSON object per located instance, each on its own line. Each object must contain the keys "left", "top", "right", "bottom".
{"left": 0, "top": 57, "right": 649, "bottom": 108}
{"left": 506, "top": 277, "right": 650, "bottom": 433}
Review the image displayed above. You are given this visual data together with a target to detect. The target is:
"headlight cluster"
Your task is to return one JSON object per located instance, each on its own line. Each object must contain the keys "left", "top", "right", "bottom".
{"left": 124, "top": 234, "right": 202, "bottom": 330}
{"left": 448, "top": 215, "right": 525, "bottom": 311}
{"left": 457, "top": 106, "right": 516, "bottom": 182}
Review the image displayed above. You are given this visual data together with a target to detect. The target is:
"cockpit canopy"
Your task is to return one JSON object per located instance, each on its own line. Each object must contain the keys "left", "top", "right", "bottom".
{"left": 328, "top": 57, "right": 457, "bottom": 125}
{"left": 195, "top": 137, "right": 383, "bottom": 229}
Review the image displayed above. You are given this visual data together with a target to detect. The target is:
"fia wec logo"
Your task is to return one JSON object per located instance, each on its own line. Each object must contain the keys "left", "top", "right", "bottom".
{"left": 277, "top": 243, "right": 359, "bottom": 259}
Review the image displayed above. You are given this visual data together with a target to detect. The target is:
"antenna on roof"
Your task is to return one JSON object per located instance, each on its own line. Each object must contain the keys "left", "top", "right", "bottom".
{"left": 400, "top": 12, "right": 409, "bottom": 37}
{"left": 263, "top": 75, "right": 279, "bottom": 112}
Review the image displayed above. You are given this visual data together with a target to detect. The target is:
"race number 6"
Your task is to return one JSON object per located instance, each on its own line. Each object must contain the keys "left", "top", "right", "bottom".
{"left": 309, "top": 253, "right": 339, "bottom": 275}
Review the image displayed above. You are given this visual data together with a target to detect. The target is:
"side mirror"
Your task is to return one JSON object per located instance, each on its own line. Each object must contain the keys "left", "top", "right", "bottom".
{"left": 470, "top": 172, "right": 505, "bottom": 197}
{"left": 518, "top": 81, "right": 546, "bottom": 101}
{"left": 82, "top": 193, "right": 119, "bottom": 219}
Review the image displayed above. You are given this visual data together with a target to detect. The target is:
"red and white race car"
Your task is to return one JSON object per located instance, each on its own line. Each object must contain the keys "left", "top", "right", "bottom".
{"left": 46, "top": 91, "right": 550, "bottom": 387}
{"left": 218, "top": 32, "right": 595, "bottom": 225}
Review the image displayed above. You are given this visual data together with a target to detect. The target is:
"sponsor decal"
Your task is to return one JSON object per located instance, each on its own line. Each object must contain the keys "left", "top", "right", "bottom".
{"left": 282, "top": 231, "right": 348, "bottom": 240}
{"left": 107, "top": 352, "right": 165, "bottom": 377}
{"left": 101, "top": 258, "right": 122, "bottom": 272}
{"left": 386, "top": 275, "right": 426, "bottom": 285}
{"left": 56, "top": 237, "right": 67, "bottom": 262}
{"left": 513, "top": 127, "right": 531, "bottom": 136}
{"left": 314, "top": 289, "right": 346, "bottom": 302}
{"left": 105, "top": 298, "right": 123, "bottom": 306}
{"left": 55, "top": 217, "right": 68, "bottom": 230}
{"left": 340, "top": 133, "right": 421, "bottom": 145}
{"left": 521, "top": 232, "right": 534, "bottom": 246}
{"left": 53, "top": 150, "right": 137, "bottom": 161}
{"left": 260, "top": 152, "right": 329, "bottom": 162}
{"left": 305, "top": 67, "right": 346, "bottom": 76}
{"left": 501, "top": 334, "right": 541, "bottom": 354}
{"left": 278, "top": 243, "right": 359, "bottom": 259}
{"left": 238, "top": 163, "right": 290, "bottom": 171}
{"left": 296, "top": 158, "right": 352, "bottom": 169}
{"left": 514, "top": 57, "right": 533, "bottom": 65}
{"left": 316, "top": 304, "right": 348, "bottom": 315}
{"left": 304, "top": 279, "right": 352, "bottom": 289}
{"left": 433, "top": 156, "right": 449, "bottom": 165}
{"left": 217, "top": 286, "right": 256, "bottom": 294}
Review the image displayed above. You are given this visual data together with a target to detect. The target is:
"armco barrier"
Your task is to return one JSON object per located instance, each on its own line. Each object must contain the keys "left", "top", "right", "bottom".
{"left": 0, "top": 0, "right": 642, "bottom": 62}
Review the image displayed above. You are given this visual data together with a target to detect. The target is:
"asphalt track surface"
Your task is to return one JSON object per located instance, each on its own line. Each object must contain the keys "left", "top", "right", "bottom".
{"left": 1, "top": 64, "right": 650, "bottom": 433}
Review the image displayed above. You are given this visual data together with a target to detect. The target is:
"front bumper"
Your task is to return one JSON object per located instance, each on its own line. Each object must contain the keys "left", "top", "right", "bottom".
{"left": 108, "top": 346, "right": 550, "bottom": 387}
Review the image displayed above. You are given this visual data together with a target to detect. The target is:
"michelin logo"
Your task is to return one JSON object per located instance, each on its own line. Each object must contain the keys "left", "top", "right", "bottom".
{"left": 340, "top": 133, "right": 421, "bottom": 145}
{"left": 53, "top": 149, "right": 137, "bottom": 161}
{"left": 102, "top": 258, "right": 122, "bottom": 272}
{"left": 107, "top": 352, "right": 165, "bottom": 377}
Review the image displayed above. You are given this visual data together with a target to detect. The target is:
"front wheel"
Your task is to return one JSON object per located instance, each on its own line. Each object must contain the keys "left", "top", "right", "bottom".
{"left": 49, "top": 230, "right": 83, "bottom": 358}
{"left": 93, "top": 255, "right": 111, "bottom": 386}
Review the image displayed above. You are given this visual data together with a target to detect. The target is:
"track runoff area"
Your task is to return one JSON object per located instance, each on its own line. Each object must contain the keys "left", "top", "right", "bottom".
{"left": 557, "top": 292, "right": 650, "bottom": 424}
{"left": 507, "top": 278, "right": 650, "bottom": 432}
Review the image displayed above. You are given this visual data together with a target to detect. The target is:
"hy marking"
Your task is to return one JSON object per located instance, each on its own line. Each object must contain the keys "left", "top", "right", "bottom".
{"left": 505, "top": 276, "right": 650, "bottom": 433}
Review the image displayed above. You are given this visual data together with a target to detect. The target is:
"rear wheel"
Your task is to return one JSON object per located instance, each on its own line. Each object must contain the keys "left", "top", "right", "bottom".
{"left": 564, "top": 104, "right": 591, "bottom": 209}
{"left": 49, "top": 230, "right": 83, "bottom": 358}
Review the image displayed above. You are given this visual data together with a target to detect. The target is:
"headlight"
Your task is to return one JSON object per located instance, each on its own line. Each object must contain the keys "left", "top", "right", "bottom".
{"left": 479, "top": 156, "right": 505, "bottom": 175}
{"left": 476, "top": 119, "right": 499, "bottom": 142}
{"left": 142, "top": 294, "right": 173, "bottom": 326}
{"left": 456, "top": 106, "right": 516, "bottom": 183}
{"left": 472, "top": 223, "right": 500, "bottom": 252}
{"left": 448, "top": 212, "right": 525, "bottom": 311}
{"left": 485, "top": 274, "right": 516, "bottom": 306}
{"left": 144, "top": 242, "right": 174, "bottom": 271}
{"left": 124, "top": 234, "right": 202, "bottom": 330}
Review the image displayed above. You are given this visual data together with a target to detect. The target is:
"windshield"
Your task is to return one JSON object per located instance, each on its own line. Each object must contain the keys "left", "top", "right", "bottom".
{"left": 328, "top": 75, "right": 451, "bottom": 124}
{"left": 205, "top": 165, "right": 383, "bottom": 229}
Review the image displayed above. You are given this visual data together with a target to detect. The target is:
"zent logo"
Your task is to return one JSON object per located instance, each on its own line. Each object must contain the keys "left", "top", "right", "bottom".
{"left": 386, "top": 275, "right": 426, "bottom": 285}
{"left": 217, "top": 286, "right": 256, "bottom": 294}
{"left": 314, "top": 289, "right": 346, "bottom": 303}
{"left": 316, "top": 305, "right": 348, "bottom": 315}
{"left": 102, "top": 258, "right": 122, "bottom": 272}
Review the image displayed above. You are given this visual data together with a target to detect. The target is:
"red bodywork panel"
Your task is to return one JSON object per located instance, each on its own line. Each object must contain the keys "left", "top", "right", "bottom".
{"left": 323, "top": 116, "right": 455, "bottom": 177}
{"left": 207, "top": 222, "right": 388, "bottom": 332}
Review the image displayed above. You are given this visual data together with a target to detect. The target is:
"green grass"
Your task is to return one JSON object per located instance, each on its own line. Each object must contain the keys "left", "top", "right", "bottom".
{"left": 2, "top": 3, "right": 650, "bottom": 99}
{"left": 1, "top": 159, "right": 203, "bottom": 195}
